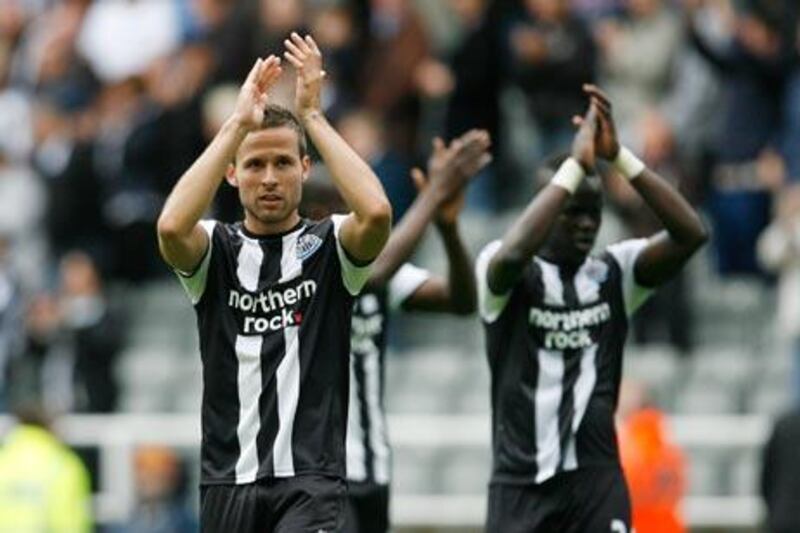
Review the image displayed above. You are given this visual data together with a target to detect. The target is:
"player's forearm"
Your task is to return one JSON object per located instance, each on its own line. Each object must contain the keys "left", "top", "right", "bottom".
{"left": 367, "top": 189, "right": 442, "bottom": 288}
{"left": 630, "top": 169, "right": 708, "bottom": 249}
{"left": 489, "top": 185, "right": 570, "bottom": 294}
{"left": 158, "top": 118, "right": 249, "bottom": 237}
{"left": 436, "top": 220, "right": 476, "bottom": 314}
{"left": 302, "top": 111, "right": 392, "bottom": 233}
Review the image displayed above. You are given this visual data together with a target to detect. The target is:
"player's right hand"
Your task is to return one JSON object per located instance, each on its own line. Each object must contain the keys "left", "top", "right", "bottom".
{"left": 232, "top": 55, "right": 282, "bottom": 132}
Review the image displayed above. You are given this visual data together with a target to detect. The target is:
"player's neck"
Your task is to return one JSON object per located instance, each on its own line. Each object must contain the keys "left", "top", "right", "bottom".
{"left": 242, "top": 211, "right": 302, "bottom": 237}
{"left": 539, "top": 247, "right": 586, "bottom": 271}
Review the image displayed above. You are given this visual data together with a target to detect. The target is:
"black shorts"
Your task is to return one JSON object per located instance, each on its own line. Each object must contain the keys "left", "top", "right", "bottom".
{"left": 486, "top": 466, "right": 632, "bottom": 533}
{"left": 200, "top": 474, "right": 346, "bottom": 533}
{"left": 342, "top": 481, "right": 390, "bottom": 533}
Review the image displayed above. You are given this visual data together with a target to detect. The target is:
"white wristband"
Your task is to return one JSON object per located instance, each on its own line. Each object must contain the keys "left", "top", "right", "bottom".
{"left": 550, "top": 158, "right": 586, "bottom": 194}
{"left": 614, "top": 146, "right": 646, "bottom": 180}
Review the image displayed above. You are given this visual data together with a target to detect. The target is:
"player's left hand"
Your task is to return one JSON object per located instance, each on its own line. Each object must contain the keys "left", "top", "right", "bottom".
{"left": 283, "top": 32, "right": 326, "bottom": 119}
{"left": 577, "top": 84, "right": 620, "bottom": 161}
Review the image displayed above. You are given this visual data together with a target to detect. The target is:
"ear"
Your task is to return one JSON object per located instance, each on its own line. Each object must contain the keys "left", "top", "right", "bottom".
{"left": 224, "top": 163, "right": 238, "bottom": 188}
{"left": 301, "top": 155, "right": 312, "bottom": 183}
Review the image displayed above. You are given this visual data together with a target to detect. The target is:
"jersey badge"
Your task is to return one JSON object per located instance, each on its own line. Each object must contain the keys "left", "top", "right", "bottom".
{"left": 584, "top": 260, "right": 608, "bottom": 284}
{"left": 296, "top": 234, "right": 323, "bottom": 261}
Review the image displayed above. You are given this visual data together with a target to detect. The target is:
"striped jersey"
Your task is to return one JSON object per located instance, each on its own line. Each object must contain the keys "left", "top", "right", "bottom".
{"left": 476, "top": 239, "right": 652, "bottom": 485}
{"left": 346, "top": 264, "right": 430, "bottom": 485}
{"left": 176, "top": 216, "right": 370, "bottom": 485}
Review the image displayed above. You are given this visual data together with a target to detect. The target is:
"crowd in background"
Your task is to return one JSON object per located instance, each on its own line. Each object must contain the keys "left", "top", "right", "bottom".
{"left": 0, "top": 0, "right": 799, "bottom": 530}
{"left": 1, "top": 0, "right": 800, "bottom": 411}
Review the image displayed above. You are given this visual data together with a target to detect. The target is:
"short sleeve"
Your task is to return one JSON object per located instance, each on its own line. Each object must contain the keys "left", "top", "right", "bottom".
{"left": 387, "top": 263, "right": 432, "bottom": 311}
{"left": 476, "top": 240, "right": 512, "bottom": 323}
{"left": 176, "top": 220, "right": 216, "bottom": 305}
{"left": 606, "top": 238, "right": 654, "bottom": 317}
{"left": 331, "top": 214, "right": 372, "bottom": 296}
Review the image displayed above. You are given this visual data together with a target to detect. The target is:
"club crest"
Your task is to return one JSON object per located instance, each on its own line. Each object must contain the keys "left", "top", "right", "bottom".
{"left": 584, "top": 260, "right": 608, "bottom": 284}
{"left": 296, "top": 234, "right": 323, "bottom": 261}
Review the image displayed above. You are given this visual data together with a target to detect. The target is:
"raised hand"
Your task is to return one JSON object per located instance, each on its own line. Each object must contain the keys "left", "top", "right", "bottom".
{"left": 570, "top": 100, "right": 599, "bottom": 172}
{"left": 283, "top": 32, "right": 325, "bottom": 119}
{"left": 232, "top": 55, "right": 283, "bottom": 131}
{"left": 430, "top": 130, "right": 492, "bottom": 199}
{"left": 411, "top": 130, "right": 492, "bottom": 224}
{"left": 410, "top": 167, "right": 466, "bottom": 226}
{"left": 582, "top": 84, "right": 620, "bottom": 160}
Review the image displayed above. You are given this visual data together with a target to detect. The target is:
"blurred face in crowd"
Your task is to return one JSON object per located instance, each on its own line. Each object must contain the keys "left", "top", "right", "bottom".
{"left": 134, "top": 446, "right": 179, "bottom": 503}
{"left": 525, "top": 0, "right": 568, "bottom": 22}
{"left": 447, "top": 0, "right": 487, "bottom": 25}
{"left": 259, "top": 0, "right": 303, "bottom": 32}
{"left": 310, "top": 7, "right": 354, "bottom": 50}
{"left": 736, "top": 13, "right": 781, "bottom": 58}
{"left": 60, "top": 252, "right": 101, "bottom": 297}
{"left": 541, "top": 175, "right": 603, "bottom": 266}
{"left": 227, "top": 126, "right": 310, "bottom": 234}
{"left": 0, "top": 0, "right": 26, "bottom": 42}
{"left": 338, "top": 111, "right": 385, "bottom": 163}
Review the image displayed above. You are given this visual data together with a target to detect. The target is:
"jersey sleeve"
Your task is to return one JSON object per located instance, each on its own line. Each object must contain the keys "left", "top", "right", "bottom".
{"left": 476, "top": 240, "right": 512, "bottom": 323}
{"left": 606, "top": 238, "right": 654, "bottom": 317}
{"left": 331, "top": 214, "right": 373, "bottom": 296}
{"left": 387, "top": 263, "right": 432, "bottom": 311}
{"left": 175, "top": 220, "right": 217, "bottom": 305}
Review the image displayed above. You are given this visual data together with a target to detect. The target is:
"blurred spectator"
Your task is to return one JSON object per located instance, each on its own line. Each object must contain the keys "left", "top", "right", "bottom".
{"left": 358, "top": 0, "right": 431, "bottom": 158}
{"left": 757, "top": 184, "right": 800, "bottom": 402}
{"left": 0, "top": 34, "right": 33, "bottom": 164}
{"left": 0, "top": 401, "right": 92, "bottom": 531}
{"left": 761, "top": 407, "right": 800, "bottom": 533}
{"left": 597, "top": 0, "right": 682, "bottom": 156}
{"left": 76, "top": 0, "right": 180, "bottom": 84}
{"left": 688, "top": 0, "right": 795, "bottom": 275}
{"left": 0, "top": 237, "right": 23, "bottom": 411}
{"left": 308, "top": 4, "right": 363, "bottom": 118}
{"left": 0, "top": 148, "right": 46, "bottom": 289}
{"left": 11, "top": 251, "right": 124, "bottom": 414}
{"left": 59, "top": 251, "right": 124, "bottom": 413}
{"left": 16, "top": 292, "right": 70, "bottom": 414}
{"left": 441, "top": 0, "right": 504, "bottom": 210}
{"left": 214, "top": 0, "right": 307, "bottom": 84}
{"left": 618, "top": 381, "right": 687, "bottom": 533}
{"left": 337, "top": 109, "right": 414, "bottom": 220}
{"left": 597, "top": 0, "right": 695, "bottom": 352}
{"left": 115, "top": 445, "right": 197, "bottom": 533}
{"left": 506, "top": 0, "right": 596, "bottom": 159}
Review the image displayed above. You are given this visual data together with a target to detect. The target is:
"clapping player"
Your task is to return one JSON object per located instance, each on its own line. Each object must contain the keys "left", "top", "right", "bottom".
{"left": 157, "top": 33, "right": 391, "bottom": 532}
{"left": 476, "top": 85, "right": 707, "bottom": 532}
{"left": 305, "top": 129, "right": 490, "bottom": 533}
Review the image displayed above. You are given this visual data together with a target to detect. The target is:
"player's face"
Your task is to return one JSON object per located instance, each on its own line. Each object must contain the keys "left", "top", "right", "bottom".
{"left": 229, "top": 127, "right": 310, "bottom": 231}
{"left": 548, "top": 185, "right": 602, "bottom": 264}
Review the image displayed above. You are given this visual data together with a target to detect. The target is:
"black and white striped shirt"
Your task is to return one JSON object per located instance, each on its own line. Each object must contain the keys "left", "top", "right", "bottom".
{"left": 346, "top": 264, "right": 430, "bottom": 486}
{"left": 176, "top": 216, "right": 370, "bottom": 485}
{"left": 476, "top": 239, "right": 652, "bottom": 485}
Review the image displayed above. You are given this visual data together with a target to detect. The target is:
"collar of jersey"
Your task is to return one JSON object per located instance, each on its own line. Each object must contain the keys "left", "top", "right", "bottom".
{"left": 237, "top": 219, "right": 306, "bottom": 241}
{"left": 534, "top": 254, "right": 590, "bottom": 271}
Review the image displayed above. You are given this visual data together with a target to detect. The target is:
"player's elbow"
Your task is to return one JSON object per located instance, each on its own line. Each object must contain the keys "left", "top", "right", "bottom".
{"left": 687, "top": 221, "right": 710, "bottom": 251}
{"left": 365, "top": 198, "right": 393, "bottom": 232}
{"left": 156, "top": 213, "right": 182, "bottom": 242}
